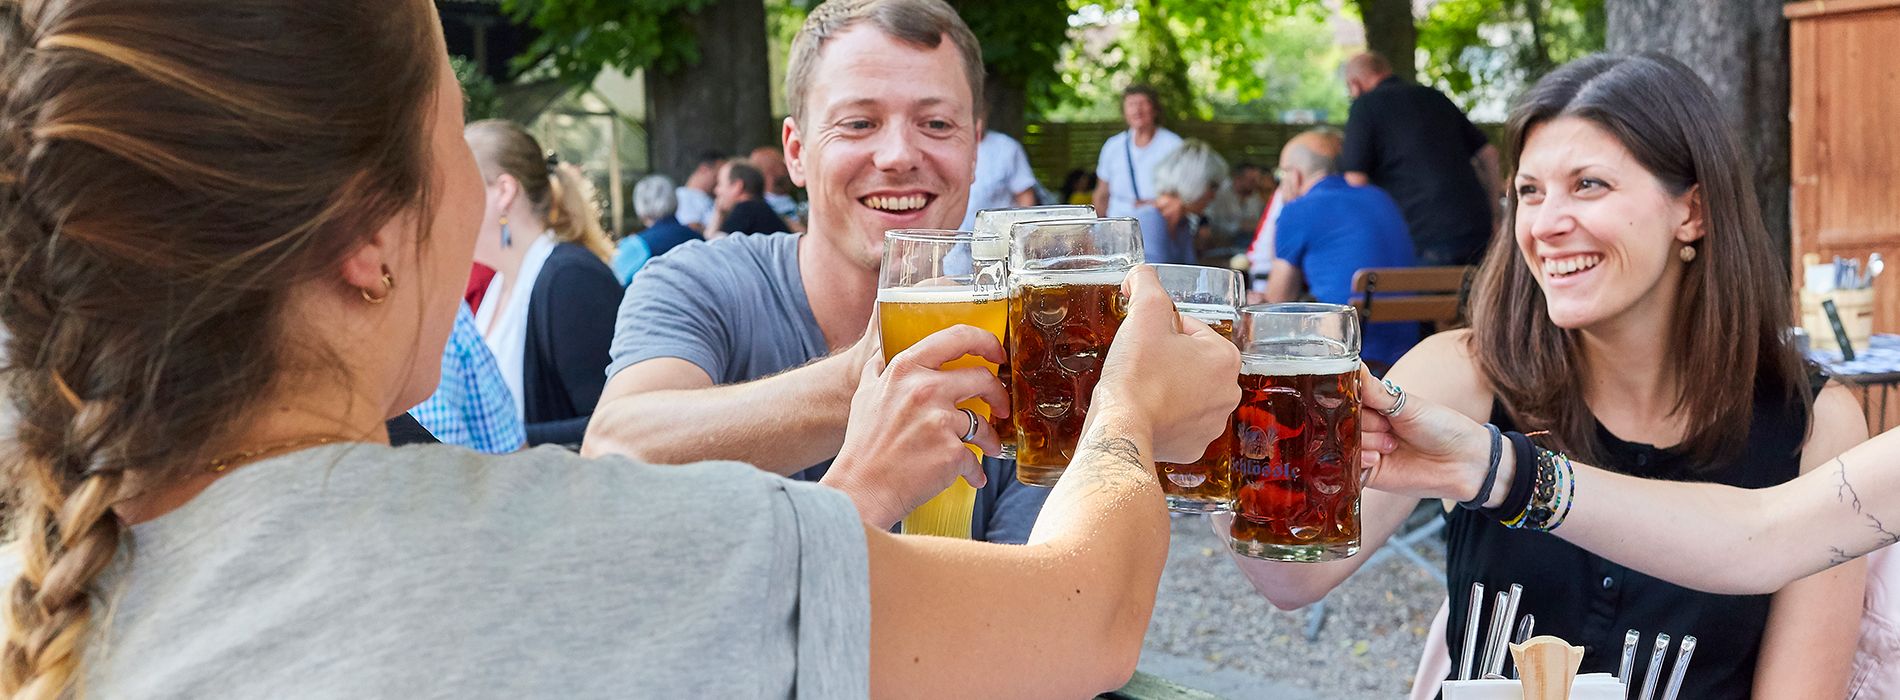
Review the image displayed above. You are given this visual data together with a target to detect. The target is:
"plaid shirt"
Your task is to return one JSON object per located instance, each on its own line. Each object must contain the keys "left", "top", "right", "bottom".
{"left": 411, "top": 303, "right": 525, "bottom": 454}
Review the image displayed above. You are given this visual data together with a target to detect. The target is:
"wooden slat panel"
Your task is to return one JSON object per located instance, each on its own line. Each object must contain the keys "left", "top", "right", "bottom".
{"left": 1351, "top": 296, "right": 1463, "bottom": 325}
{"left": 1350, "top": 266, "right": 1475, "bottom": 293}
{"left": 1785, "top": 0, "right": 1900, "bottom": 20}
{"left": 1787, "top": 4, "right": 1900, "bottom": 334}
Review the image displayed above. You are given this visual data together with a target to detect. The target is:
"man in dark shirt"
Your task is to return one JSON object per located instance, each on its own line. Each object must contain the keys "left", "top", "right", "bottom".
{"left": 1340, "top": 52, "right": 1502, "bottom": 266}
{"left": 710, "top": 161, "right": 791, "bottom": 236}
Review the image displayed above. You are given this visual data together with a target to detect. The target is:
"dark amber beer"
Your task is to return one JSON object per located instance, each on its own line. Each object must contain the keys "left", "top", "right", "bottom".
{"left": 1008, "top": 272, "right": 1127, "bottom": 485}
{"left": 973, "top": 205, "right": 1092, "bottom": 460}
{"left": 1155, "top": 303, "right": 1237, "bottom": 512}
{"left": 1150, "top": 263, "right": 1245, "bottom": 513}
{"left": 1230, "top": 304, "right": 1363, "bottom": 562}
{"left": 1007, "top": 217, "right": 1143, "bottom": 486}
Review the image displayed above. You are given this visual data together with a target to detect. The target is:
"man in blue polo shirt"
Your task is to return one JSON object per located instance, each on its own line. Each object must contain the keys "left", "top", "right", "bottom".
{"left": 1265, "top": 128, "right": 1420, "bottom": 369}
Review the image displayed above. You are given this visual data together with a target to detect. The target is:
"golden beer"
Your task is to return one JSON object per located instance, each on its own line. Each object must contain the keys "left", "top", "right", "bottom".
{"left": 1155, "top": 303, "right": 1237, "bottom": 513}
{"left": 877, "top": 285, "right": 1006, "bottom": 538}
{"left": 1007, "top": 272, "right": 1128, "bottom": 486}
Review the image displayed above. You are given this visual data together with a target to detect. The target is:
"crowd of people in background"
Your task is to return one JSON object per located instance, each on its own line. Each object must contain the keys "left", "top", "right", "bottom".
{"left": 11, "top": 0, "right": 1900, "bottom": 698}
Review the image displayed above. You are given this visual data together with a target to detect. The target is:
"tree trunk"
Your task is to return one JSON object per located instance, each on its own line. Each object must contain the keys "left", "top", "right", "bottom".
{"left": 647, "top": 0, "right": 774, "bottom": 182}
{"left": 983, "top": 72, "right": 1028, "bottom": 141}
{"left": 1607, "top": 0, "right": 1790, "bottom": 259}
{"left": 1354, "top": 0, "right": 1418, "bottom": 82}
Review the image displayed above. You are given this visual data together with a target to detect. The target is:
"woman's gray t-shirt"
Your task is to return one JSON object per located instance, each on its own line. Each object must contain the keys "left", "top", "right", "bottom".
{"left": 79, "top": 443, "right": 870, "bottom": 699}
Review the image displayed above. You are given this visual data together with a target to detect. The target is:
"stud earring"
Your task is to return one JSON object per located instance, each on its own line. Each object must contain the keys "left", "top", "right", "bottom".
{"left": 1679, "top": 244, "right": 1697, "bottom": 263}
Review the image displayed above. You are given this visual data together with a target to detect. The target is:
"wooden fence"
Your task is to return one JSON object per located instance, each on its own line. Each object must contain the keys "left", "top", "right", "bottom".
{"left": 1018, "top": 121, "right": 1508, "bottom": 193}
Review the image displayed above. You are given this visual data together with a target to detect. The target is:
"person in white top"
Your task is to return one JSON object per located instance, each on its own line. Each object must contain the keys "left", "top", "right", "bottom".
{"left": 674, "top": 150, "right": 723, "bottom": 232}
{"left": 1093, "top": 84, "right": 1184, "bottom": 218}
{"left": 958, "top": 129, "right": 1040, "bottom": 229}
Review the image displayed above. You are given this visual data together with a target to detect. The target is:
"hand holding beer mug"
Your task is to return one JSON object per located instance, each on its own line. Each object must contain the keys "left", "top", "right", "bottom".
{"left": 972, "top": 205, "right": 1094, "bottom": 459}
{"left": 866, "top": 230, "right": 1010, "bottom": 537}
{"left": 1008, "top": 217, "right": 1143, "bottom": 486}
{"left": 1230, "top": 304, "right": 1364, "bottom": 562}
{"left": 1149, "top": 263, "right": 1244, "bottom": 513}
{"left": 1094, "top": 266, "right": 1242, "bottom": 465}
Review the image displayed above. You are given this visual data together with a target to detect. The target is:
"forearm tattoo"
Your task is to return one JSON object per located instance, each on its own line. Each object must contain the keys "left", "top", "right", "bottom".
{"left": 1828, "top": 458, "right": 1900, "bottom": 566}
{"left": 1066, "top": 429, "right": 1152, "bottom": 498}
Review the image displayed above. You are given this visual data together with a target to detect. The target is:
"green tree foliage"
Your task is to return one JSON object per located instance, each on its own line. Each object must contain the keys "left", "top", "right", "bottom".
{"left": 1417, "top": 0, "right": 1604, "bottom": 109}
{"left": 1050, "top": 1, "right": 1348, "bottom": 122}
{"left": 451, "top": 55, "right": 501, "bottom": 122}
{"left": 501, "top": 0, "right": 718, "bottom": 87}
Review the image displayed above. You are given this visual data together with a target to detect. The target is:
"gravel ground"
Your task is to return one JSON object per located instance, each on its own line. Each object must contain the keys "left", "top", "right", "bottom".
{"left": 1138, "top": 509, "right": 1450, "bottom": 699}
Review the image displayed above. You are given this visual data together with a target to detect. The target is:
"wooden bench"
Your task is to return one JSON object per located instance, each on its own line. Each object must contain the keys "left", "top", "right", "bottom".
{"left": 1349, "top": 265, "right": 1478, "bottom": 334}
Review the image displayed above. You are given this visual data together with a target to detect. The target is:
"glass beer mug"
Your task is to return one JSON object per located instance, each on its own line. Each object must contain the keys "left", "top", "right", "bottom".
{"left": 1230, "top": 303, "right": 1363, "bottom": 562}
{"left": 1006, "top": 217, "right": 1142, "bottom": 486}
{"left": 877, "top": 229, "right": 1006, "bottom": 538}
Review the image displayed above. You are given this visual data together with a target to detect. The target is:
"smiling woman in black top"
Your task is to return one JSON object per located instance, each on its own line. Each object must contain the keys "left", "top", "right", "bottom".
{"left": 1224, "top": 53, "right": 1868, "bottom": 697}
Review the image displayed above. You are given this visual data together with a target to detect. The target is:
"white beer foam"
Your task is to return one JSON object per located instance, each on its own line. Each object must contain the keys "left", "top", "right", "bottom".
{"left": 1176, "top": 302, "right": 1236, "bottom": 322}
{"left": 877, "top": 285, "right": 988, "bottom": 303}
{"left": 1011, "top": 268, "right": 1130, "bottom": 287}
{"left": 971, "top": 238, "right": 1009, "bottom": 260}
{"left": 1241, "top": 356, "right": 1361, "bottom": 376}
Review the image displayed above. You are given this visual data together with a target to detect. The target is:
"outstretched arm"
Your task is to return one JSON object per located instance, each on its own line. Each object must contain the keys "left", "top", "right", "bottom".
{"left": 1360, "top": 375, "right": 1894, "bottom": 595}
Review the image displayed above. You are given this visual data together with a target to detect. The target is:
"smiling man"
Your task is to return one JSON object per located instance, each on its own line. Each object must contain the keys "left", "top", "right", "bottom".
{"left": 585, "top": 0, "right": 1049, "bottom": 542}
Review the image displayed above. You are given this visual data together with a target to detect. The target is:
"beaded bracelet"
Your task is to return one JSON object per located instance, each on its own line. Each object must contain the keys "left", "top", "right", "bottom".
{"left": 1502, "top": 447, "right": 1575, "bottom": 532}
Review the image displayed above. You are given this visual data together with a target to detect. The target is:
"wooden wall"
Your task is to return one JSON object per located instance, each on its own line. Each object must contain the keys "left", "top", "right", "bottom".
{"left": 1787, "top": 0, "right": 1900, "bottom": 335}
{"left": 1787, "top": 0, "right": 1900, "bottom": 433}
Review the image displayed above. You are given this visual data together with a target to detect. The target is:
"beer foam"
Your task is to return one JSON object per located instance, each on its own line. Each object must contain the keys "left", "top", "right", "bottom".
{"left": 1011, "top": 267, "right": 1130, "bottom": 287}
{"left": 877, "top": 285, "right": 992, "bottom": 303}
{"left": 971, "top": 238, "right": 1009, "bottom": 260}
{"left": 1175, "top": 302, "right": 1236, "bottom": 322}
{"left": 1241, "top": 355, "right": 1361, "bottom": 376}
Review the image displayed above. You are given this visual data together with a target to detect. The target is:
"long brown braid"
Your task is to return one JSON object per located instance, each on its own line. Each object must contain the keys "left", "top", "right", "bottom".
{"left": 0, "top": 0, "right": 439, "bottom": 696}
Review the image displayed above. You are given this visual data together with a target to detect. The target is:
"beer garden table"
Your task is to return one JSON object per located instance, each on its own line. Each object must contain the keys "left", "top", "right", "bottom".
{"left": 1806, "top": 333, "right": 1900, "bottom": 432}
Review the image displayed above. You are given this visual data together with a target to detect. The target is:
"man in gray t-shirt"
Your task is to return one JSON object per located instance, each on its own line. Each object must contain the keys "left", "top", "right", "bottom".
{"left": 585, "top": 12, "right": 1048, "bottom": 542}
{"left": 603, "top": 232, "right": 1048, "bottom": 542}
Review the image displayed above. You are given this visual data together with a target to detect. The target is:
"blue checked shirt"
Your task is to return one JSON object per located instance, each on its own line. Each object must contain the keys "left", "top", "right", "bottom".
{"left": 410, "top": 303, "right": 525, "bottom": 453}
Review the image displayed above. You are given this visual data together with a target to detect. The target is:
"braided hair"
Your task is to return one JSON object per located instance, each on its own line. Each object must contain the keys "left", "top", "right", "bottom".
{"left": 0, "top": 0, "right": 439, "bottom": 696}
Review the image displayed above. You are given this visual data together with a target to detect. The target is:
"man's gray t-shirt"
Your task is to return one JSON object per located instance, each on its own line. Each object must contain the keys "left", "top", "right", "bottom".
{"left": 608, "top": 232, "right": 1049, "bottom": 544}
{"left": 81, "top": 443, "right": 869, "bottom": 698}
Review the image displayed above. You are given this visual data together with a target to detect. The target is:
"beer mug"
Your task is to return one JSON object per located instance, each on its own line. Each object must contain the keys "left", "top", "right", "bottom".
{"left": 972, "top": 205, "right": 1094, "bottom": 460}
{"left": 1230, "top": 303, "right": 1363, "bottom": 562}
{"left": 1007, "top": 217, "right": 1143, "bottom": 486}
{"left": 1151, "top": 263, "right": 1244, "bottom": 514}
{"left": 878, "top": 229, "right": 1006, "bottom": 538}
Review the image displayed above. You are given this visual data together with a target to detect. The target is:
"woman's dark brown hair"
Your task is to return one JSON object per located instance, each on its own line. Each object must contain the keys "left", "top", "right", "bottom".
{"left": 1468, "top": 53, "right": 1811, "bottom": 468}
{"left": 0, "top": 0, "right": 439, "bottom": 695}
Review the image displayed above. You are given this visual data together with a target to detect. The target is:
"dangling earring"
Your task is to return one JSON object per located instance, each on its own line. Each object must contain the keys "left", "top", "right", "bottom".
{"left": 499, "top": 215, "right": 513, "bottom": 248}
{"left": 1679, "top": 244, "right": 1697, "bottom": 263}
{"left": 360, "top": 267, "right": 395, "bottom": 304}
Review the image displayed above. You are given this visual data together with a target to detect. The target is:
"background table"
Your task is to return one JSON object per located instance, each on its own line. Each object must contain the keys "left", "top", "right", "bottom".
{"left": 1807, "top": 333, "right": 1900, "bottom": 432}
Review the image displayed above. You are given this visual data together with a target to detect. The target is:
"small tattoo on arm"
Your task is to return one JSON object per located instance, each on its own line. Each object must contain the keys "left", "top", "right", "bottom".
{"left": 1836, "top": 458, "right": 1861, "bottom": 512}
{"left": 1826, "top": 458, "right": 1899, "bottom": 567}
{"left": 1066, "top": 430, "right": 1151, "bottom": 497}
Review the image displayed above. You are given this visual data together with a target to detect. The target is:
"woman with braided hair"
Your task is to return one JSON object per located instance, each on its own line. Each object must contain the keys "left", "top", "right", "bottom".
{"left": 0, "top": 0, "right": 1241, "bottom": 697}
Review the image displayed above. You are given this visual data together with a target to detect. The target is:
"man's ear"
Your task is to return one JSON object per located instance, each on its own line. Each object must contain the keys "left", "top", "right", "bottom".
{"left": 783, "top": 117, "right": 807, "bottom": 188}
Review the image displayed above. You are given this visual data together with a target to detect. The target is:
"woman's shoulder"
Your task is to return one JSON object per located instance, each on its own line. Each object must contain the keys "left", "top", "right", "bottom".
{"left": 1386, "top": 328, "right": 1495, "bottom": 422}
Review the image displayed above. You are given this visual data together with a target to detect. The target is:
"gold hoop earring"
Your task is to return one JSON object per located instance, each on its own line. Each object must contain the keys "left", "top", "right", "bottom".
{"left": 360, "top": 270, "right": 395, "bottom": 304}
{"left": 1679, "top": 245, "right": 1698, "bottom": 263}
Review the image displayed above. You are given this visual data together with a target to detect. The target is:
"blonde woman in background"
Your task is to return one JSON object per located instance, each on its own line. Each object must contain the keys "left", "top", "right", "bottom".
{"left": 465, "top": 120, "right": 622, "bottom": 446}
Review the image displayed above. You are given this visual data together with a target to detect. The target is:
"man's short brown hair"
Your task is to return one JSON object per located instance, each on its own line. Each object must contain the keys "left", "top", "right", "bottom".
{"left": 785, "top": 0, "right": 984, "bottom": 129}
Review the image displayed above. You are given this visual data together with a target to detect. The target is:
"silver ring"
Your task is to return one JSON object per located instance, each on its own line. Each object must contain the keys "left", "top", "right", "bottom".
{"left": 1380, "top": 379, "right": 1407, "bottom": 418}
{"left": 958, "top": 408, "right": 980, "bottom": 443}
